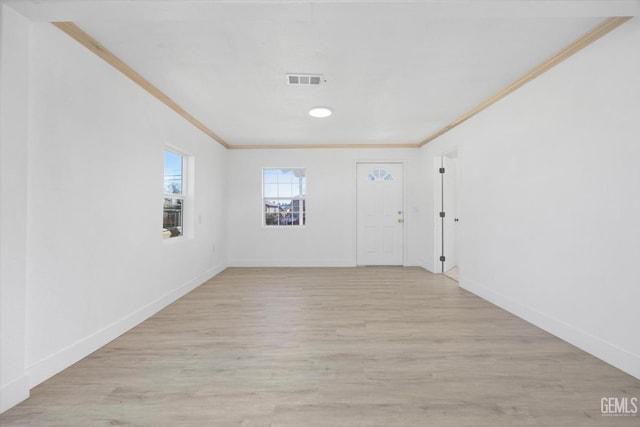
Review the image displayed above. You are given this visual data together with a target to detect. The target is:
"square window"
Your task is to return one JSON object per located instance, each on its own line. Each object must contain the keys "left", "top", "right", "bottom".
{"left": 263, "top": 168, "right": 306, "bottom": 227}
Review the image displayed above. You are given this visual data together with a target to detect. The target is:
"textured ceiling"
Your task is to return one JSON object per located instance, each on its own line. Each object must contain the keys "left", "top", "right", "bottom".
{"left": 7, "top": 0, "right": 639, "bottom": 146}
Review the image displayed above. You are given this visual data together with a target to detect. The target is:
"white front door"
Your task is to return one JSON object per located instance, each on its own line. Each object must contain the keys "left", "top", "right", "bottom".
{"left": 356, "top": 163, "right": 404, "bottom": 265}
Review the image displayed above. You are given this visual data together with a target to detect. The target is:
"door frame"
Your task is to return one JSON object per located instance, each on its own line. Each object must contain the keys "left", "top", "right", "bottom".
{"left": 434, "top": 149, "right": 459, "bottom": 274}
{"left": 354, "top": 160, "right": 407, "bottom": 266}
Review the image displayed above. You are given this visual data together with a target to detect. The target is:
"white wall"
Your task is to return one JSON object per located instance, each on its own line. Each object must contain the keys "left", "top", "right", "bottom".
{"left": 1, "top": 17, "right": 229, "bottom": 412}
{"left": 227, "top": 149, "right": 429, "bottom": 267}
{"left": 0, "top": 4, "right": 31, "bottom": 412}
{"left": 422, "top": 18, "right": 640, "bottom": 378}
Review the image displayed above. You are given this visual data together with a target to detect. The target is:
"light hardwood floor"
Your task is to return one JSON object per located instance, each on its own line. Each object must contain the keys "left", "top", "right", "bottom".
{"left": 2, "top": 267, "right": 638, "bottom": 426}
{"left": 444, "top": 266, "right": 459, "bottom": 282}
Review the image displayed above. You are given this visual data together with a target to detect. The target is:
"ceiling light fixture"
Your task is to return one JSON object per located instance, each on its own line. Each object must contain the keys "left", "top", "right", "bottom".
{"left": 309, "top": 107, "right": 332, "bottom": 118}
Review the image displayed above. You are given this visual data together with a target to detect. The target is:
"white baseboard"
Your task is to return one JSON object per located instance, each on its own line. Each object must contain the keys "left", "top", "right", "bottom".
{"left": 419, "top": 264, "right": 437, "bottom": 274}
{"left": 26, "top": 263, "right": 227, "bottom": 389}
{"left": 461, "top": 278, "right": 640, "bottom": 380}
{"left": 228, "top": 259, "right": 354, "bottom": 267}
{"left": 0, "top": 374, "right": 29, "bottom": 414}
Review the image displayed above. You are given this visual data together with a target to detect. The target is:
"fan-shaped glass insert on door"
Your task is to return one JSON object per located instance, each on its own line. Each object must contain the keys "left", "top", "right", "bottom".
{"left": 367, "top": 168, "right": 394, "bottom": 182}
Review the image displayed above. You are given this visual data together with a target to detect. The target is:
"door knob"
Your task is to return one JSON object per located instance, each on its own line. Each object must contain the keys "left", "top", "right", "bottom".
{"left": 397, "top": 218, "right": 404, "bottom": 223}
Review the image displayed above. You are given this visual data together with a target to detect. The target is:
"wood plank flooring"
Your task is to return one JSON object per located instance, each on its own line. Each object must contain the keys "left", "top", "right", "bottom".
{"left": 2, "top": 267, "right": 639, "bottom": 426}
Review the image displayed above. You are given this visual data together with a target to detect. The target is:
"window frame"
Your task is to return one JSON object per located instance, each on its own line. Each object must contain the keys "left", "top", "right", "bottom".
{"left": 163, "top": 148, "right": 187, "bottom": 240}
{"left": 262, "top": 167, "right": 307, "bottom": 228}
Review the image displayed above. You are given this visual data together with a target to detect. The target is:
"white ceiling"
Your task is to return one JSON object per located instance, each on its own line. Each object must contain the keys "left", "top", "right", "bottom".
{"left": 7, "top": 1, "right": 640, "bottom": 147}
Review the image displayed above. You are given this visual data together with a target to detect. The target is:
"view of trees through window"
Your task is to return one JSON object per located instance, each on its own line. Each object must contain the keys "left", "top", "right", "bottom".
{"left": 163, "top": 150, "right": 184, "bottom": 238}
{"left": 263, "top": 168, "right": 306, "bottom": 226}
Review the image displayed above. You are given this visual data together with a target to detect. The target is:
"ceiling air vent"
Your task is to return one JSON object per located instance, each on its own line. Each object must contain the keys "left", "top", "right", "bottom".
{"left": 287, "top": 74, "right": 323, "bottom": 86}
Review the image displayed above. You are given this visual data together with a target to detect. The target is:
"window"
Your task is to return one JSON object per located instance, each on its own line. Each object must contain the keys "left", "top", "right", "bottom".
{"left": 263, "top": 168, "right": 306, "bottom": 226}
{"left": 367, "top": 168, "right": 394, "bottom": 182}
{"left": 163, "top": 150, "right": 184, "bottom": 239}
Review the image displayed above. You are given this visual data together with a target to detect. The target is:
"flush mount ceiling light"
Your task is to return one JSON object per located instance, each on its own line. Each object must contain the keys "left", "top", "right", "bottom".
{"left": 309, "top": 107, "right": 332, "bottom": 118}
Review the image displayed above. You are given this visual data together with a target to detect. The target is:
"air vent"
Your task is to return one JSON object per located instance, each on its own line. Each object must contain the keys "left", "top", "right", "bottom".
{"left": 287, "top": 74, "right": 323, "bottom": 85}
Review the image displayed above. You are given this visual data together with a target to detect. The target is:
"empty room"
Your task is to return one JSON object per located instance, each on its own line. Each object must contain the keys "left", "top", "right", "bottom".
{"left": 1, "top": 0, "right": 639, "bottom": 425}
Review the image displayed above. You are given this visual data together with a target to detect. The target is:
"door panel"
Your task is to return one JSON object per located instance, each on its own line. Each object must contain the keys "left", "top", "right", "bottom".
{"left": 357, "top": 163, "right": 403, "bottom": 265}
{"left": 442, "top": 156, "right": 458, "bottom": 272}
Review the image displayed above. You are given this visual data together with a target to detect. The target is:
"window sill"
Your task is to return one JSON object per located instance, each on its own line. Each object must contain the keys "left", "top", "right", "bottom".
{"left": 163, "top": 235, "right": 187, "bottom": 245}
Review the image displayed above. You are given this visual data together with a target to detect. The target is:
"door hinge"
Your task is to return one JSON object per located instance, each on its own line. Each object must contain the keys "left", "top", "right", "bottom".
{"left": 439, "top": 211, "right": 445, "bottom": 218}
{"left": 439, "top": 167, "right": 445, "bottom": 174}
{"left": 440, "top": 256, "right": 446, "bottom": 262}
